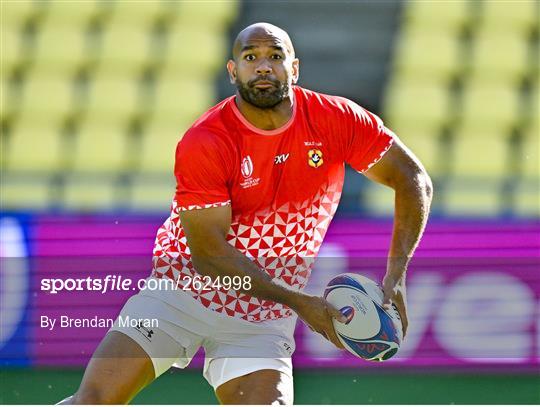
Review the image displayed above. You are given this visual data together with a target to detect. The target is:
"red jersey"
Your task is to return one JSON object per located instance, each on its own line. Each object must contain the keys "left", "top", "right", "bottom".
{"left": 152, "top": 86, "right": 395, "bottom": 322}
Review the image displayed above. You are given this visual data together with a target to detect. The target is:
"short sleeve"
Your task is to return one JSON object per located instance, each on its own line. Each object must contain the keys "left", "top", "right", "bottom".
{"left": 339, "top": 99, "right": 395, "bottom": 173}
{"left": 173, "top": 129, "right": 231, "bottom": 211}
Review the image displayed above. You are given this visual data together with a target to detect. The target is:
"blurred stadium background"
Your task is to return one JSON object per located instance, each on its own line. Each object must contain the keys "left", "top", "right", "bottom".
{"left": 1, "top": 0, "right": 539, "bottom": 404}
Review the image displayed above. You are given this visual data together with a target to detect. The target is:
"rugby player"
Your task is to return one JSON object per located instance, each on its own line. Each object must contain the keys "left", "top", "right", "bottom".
{"left": 62, "top": 22, "right": 432, "bottom": 404}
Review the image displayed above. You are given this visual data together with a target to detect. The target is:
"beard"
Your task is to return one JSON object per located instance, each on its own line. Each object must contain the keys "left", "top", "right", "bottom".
{"left": 236, "top": 77, "right": 289, "bottom": 109}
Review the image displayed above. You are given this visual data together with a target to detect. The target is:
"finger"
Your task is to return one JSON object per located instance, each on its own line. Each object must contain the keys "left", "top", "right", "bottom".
{"left": 392, "top": 293, "right": 408, "bottom": 338}
{"left": 325, "top": 325, "right": 345, "bottom": 349}
{"left": 326, "top": 302, "right": 347, "bottom": 323}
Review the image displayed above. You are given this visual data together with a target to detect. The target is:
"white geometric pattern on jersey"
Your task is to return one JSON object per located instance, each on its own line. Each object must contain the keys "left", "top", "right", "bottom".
{"left": 152, "top": 182, "right": 342, "bottom": 322}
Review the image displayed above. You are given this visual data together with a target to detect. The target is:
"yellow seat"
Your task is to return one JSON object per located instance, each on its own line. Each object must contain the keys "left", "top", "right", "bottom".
{"left": 398, "top": 132, "right": 442, "bottom": 178}
{"left": 84, "top": 72, "right": 141, "bottom": 122}
{"left": 521, "top": 128, "right": 539, "bottom": 179}
{"left": 176, "top": 1, "right": 239, "bottom": 28}
{"left": 17, "top": 74, "right": 73, "bottom": 123}
{"left": 1, "top": 28, "right": 21, "bottom": 79}
{"left": 138, "top": 117, "right": 187, "bottom": 173}
{"left": 363, "top": 182, "right": 395, "bottom": 216}
{"left": 514, "top": 181, "right": 540, "bottom": 217}
{"left": 471, "top": 31, "right": 529, "bottom": 82}
{"left": 384, "top": 81, "right": 449, "bottom": 132}
{"left": 62, "top": 176, "right": 117, "bottom": 210}
{"left": 32, "top": 25, "right": 88, "bottom": 76}
{"left": 404, "top": 0, "right": 470, "bottom": 32}
{"left": 482, "top": 0, "right": 538, "bottom": 32}
{"left": 393, "top": 30, "right": 461, "bottom": 81}
{"left": 0, "top": 176, "right": 52, "bottom": 210}
{"left": 98, "top": 28, "right": 152, "bottom": 76}
{"left": 109, "top": 1, "right": 167, "bottom": 27}
{"left": 151, "top": 74, "right": 215, "bottom": 124}
{"left": 164, "top": 25, "right": 227, "bottom": 77}
{"left": 72, "top": 119, "right": 129, "bottom": 173}
{"left": 444, "top": 181, "right": 502, "bottom": 216}
{"left": 452, "top": 125, "right": 509, "bottom": 178}
{"left": 1, "top": 0, "right": 38, "bottom": 29}
{"left": 461, "top": 84, "right": 520, "bottom": 131}
{"left": 6, "top": 119, "right": 64, "bottom": 172}
{"left": 42, "top": 0, "right": 105, "bottom": 26}
{"left": 129, "top": 175, "right": 175, "bottom": 211}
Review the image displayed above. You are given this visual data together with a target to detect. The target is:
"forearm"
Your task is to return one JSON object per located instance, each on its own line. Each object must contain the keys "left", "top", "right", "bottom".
{"left": 387, "top": 171, "right": 433, "bottom": 278}
{"left": 191, "top": 242, "right": 307, "bottom": 309}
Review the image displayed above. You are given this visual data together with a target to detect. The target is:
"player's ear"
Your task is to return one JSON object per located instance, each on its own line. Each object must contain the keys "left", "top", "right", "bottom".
{"left": 291, "top": 58, "right": 300, "bottom": 84}
{"left": 226, "top": 60, "right": 237, "bottom": 84}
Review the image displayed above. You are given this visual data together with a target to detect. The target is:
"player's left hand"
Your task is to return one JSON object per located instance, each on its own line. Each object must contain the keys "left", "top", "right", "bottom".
{"left": 381, "top": 274, "right": 408, "bottom": 338}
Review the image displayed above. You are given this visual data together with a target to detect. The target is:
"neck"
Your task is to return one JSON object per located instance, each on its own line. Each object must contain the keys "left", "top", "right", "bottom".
{"left": 234, "top": 91, "right": 294, "bottom": 131}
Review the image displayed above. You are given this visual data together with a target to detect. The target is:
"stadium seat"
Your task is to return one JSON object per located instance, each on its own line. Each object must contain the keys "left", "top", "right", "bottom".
{"left": 471, "top": 31, "right": 529, "bottom": 82}
{"left": 443, "top": 181, "right": 502, "bottom": 216}
{"left": 138, "top": 117, "right": 186, "bottom": 173}
{"left": 393, "top": 30, "right": 461, "bottom": 81}
{"left": 129, "top": 174, "right": 175, "bottom": 211}
{"left": 514, "top": 180, "right": 540, "bottom": 217}
{"left": 452, "top": 129, "right": 509, "bottom": 178}
{"left": 83, "top": 73, "right": 141, "bottom": 123}
{"left": 17, "top": 74, "right": 73, "bottom": 124}
{"left": 98, "top": 27, "right": 152, "bottom": 76}
{"left": 32, "top": 25, "right": 89, "bottom": 76}
{"left": 384, "top": 81, "right": 449, "bottom": 132}
{"left": 62, "top": 175, "right": 118, "bottom": 210}
{"left": 1, "top": 0, "right": 38, "bottom": 29}
{"left": 0, "top": 175, "right": 52, "bottom": 209}
{"left": 7, "top": 120, "right": 64, "bottom": 172}
{"left": 150, "top": 74, "right": 215, "bottom": 125}
{"left": 176, "top": 0, "right": 239, "bottom": 28}
{"left": 71, "top": 119, "right": 129, "bottom": 173}
{"left": 398, "top": 132, "right": 442, "bottom": 177}
{"left": 110, "top": 0, "right": 168, "bottom": 27}
{"left": 41, "top": 0, "right": 104, "bottom": 27}
{"left": 482, "top": 0, "right": 538, "bottom": 32}
{"left": 1, "top": 28, "right": 21, "bottom": 79}
{"left": 362, "top": 182, "right": 394, "bottom": 216}
{"left": 521, "top": 128, "right": 539, "bottom": 179}
{"left": 404, "top": 0, "right": 470, "bottom": 32}
{"left": 163, "top": 25, "right": 228, "bottom": 77}
{"left": 460, "top": 84, "right": 519, "bottom": 131}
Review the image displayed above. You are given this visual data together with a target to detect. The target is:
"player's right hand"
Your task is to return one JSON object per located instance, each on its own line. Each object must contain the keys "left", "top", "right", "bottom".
{"left": 291, "top": 294, "right": 347, "bottom": 349}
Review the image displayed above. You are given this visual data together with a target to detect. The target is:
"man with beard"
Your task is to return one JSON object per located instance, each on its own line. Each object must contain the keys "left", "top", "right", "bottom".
{"left": 62, "top": 23, "right": 432, "bottom": 404}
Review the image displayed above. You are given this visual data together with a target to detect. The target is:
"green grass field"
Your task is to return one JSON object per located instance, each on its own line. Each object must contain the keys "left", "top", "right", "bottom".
{"left": 1, "top": 368, "right": 539, "bottom": 404}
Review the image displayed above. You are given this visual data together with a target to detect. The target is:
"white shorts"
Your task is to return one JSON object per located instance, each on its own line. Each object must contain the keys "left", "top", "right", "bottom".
{"left": 109, "top": 277, "right": 296, "bottom": 391}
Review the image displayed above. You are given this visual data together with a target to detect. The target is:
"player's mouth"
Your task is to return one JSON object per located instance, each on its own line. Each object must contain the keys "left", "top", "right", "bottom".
{"left": 252, "top": 80, "right": 277, "bottom": 90}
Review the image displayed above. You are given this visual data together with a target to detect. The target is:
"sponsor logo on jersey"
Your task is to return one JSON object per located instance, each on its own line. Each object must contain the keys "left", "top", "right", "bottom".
{"left": 241, "top": 155, "right": 254, "bottom": 178}
{"left": 274, "top": 153, "right": 290, "bottom": 164}
{"left": 304, "top": 141, "right": 323, "bottom": 147}
{"left": 308, "top": 149, "right": 323, "bottom": 168}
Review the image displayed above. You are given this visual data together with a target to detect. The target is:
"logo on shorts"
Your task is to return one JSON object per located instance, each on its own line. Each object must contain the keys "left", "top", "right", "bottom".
{"left": 308, "top": 149, "right": 323, "bottom": 168}
{"left": 135, "top": 321, "right": 154, "bottom": 342}
{"left": 280, "top": 341, "right": 294, "bottom": 356}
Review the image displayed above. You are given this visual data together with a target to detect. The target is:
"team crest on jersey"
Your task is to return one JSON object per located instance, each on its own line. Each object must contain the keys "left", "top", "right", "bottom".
{"left": 308, "top": 149, "right": 323, "bottom": 168}
{"left": 241, "top": 155, "right": 254, "bottom": 178}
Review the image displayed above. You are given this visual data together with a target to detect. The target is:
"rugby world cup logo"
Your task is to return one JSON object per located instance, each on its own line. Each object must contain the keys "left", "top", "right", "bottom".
{"left": 241, "top": 155, "right": 254, "bottom": 178}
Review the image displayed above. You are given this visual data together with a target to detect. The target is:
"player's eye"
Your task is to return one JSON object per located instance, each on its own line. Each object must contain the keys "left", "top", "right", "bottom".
{"left": 271, "top": 54, "right": 283, "bottom": 60}
{"left": 244, "top": 54, "right": 256, "bottom": 61}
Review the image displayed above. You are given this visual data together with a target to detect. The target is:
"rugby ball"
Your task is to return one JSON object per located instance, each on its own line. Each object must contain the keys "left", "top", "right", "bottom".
{"left": 324, "top": 273, "right": 403, "bottom": 361}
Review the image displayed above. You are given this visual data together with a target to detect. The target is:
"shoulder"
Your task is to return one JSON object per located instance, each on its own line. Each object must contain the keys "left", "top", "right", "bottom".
{"left": 179, "top": 97, "right": 236, "bottom": 152}
{"left": 294, "top": 86, "right": 370, "bottom": 120}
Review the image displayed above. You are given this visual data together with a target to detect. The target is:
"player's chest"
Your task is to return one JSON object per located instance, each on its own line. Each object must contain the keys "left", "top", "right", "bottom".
{"left": 228, "top": 133, "right": 343, "bottom": 211}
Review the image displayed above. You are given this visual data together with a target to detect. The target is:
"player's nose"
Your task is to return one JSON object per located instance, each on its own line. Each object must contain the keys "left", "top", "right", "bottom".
{"left": 255, "top": 60, "right": 272, "bottom": 75}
